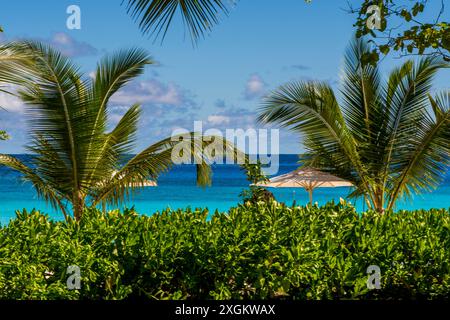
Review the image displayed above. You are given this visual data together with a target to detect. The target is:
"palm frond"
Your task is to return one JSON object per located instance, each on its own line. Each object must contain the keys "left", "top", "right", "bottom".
{"left": 15, "top": 41, "right": 93, "bottom": 196}
{"left": 123, "top": 0, "right": 234, "bottom": 43}
{"left": 381, "top": 57, "right": 448, "bottom": 190}
{"left": 0, "top": 42, "right": 35, "bottom": 139}
{"left": 91, "top": 47, "right": 153, "bottom": 128}
{"left": 0, "top": 42, "right": 35, "bottom": 85}
{"left": 92, "top": 133, "right": 240, "bottom": 206}
{"left": 341, "top": 38, "right": 382, "bottom": 139}
{"left": 340, "top": 38, "right": 387, "bottom": 177}
{"left": 26, "top": 135, "right": 73, "bottom": 195}
{"left": 0, "top": 130, "right": 8, "bottom": 140}
{"left": 85, "top": 104, "right": 141, "bottom": 188}
{"left": 0, "top": 154, "right": 69, "bottom": 220}
{"left": 387, "top": 91, "right": 450, "bottom": 209}
{"left": 84, "top": 49, "right": 153, "bottom": 185}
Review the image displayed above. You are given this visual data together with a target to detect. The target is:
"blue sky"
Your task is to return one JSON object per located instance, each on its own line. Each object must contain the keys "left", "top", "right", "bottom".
{"left": 0, "top": 0, "right": 448, "bottom": 154}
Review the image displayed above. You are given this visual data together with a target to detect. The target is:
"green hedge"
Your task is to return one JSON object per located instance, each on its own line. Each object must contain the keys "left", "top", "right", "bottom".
{"left": 0, "top": 201, "right": 449, "bottom": 300}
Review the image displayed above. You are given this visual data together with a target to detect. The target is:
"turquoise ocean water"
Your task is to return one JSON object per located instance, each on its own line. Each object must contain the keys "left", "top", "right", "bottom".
{"left": 0, "top": 155, "right": 449, "bottom": 224}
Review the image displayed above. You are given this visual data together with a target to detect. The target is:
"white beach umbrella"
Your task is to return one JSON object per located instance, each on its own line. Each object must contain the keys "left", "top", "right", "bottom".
{"left": 255, "top": 167, "right": 353, "bottom": 204}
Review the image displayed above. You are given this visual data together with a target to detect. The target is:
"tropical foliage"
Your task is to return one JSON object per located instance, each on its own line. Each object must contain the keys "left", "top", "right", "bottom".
{"left": 258, "top": 38, "right": 450, "bottom": 213}
{"left": 1, "top": 201, "right": 449, "bottom": 299}
{"left": 352, "top": 0, "right": 450, "bottom": 63}
{"left": 239, "top": 160, "right": 274, "bottom": 204}
{"left": 0, "top": 41, "right": 238, "bottom": 221}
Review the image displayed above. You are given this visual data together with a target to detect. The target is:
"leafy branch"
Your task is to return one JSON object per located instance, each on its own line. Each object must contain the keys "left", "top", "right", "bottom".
{"left": 240, "top": 160, "right": 274, "bottom": 204}
{"left": 349, "top": 0, "right": 450, "bottom": 64}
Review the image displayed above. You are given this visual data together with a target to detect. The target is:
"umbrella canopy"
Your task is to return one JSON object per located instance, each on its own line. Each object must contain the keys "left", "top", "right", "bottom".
{"left": 255, "top": 167, "right": 353, "bottom": 204}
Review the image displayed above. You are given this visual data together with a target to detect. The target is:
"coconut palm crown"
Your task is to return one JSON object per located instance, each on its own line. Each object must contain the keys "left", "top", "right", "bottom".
{"left": 258, "top": 38, "right": 450, "bottom": 212}
{"left": 0, "top": 42, "right": 237, "bottom": 221}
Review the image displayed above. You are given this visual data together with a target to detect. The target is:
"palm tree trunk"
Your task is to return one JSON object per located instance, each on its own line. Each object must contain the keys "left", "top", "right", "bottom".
{"left": 364, "top": 195, "right": 372, "bottom": 211}
{"left": 73, "top": 191, "right": 85, "bottom": 222}
{"left": 372, "top": 188, "right": 385, "bottom": 214}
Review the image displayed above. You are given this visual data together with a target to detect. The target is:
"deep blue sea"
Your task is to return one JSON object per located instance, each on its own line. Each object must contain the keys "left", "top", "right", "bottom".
{"left": 0, "top": 155, "right": 449, "bottom": 224}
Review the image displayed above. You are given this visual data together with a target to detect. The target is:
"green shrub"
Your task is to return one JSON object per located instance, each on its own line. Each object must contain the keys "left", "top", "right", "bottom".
{"left": 0, "top": 201, "right": 449, "bottom": 300}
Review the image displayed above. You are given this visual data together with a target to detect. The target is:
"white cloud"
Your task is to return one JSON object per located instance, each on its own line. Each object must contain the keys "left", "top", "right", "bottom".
{"left": 108, "top": 113, "right": 125, "bottom": 127}
{"left": 0, "top": 86, "right": 24, "bottom": 114}
{"left": 1, "top": 31, "right": 97, "bottom": 57}
{"left": 110, "top": 79, "right": 195, "bottom": 108}
{"left": 285, "top": 64, "right": 310, "bottom": 71}
{"left": 37, "top": 32, "right": 98, "bottom": 57}
{"left": 207, "top": 115, "right": 231, "bottom": 125}
{"left": 206, "top": 107, "right": 258, "bottom": 130}
{"left": 52, "top": 32, "right": 71, "bottom": 45}
{"left": 244, "top": 74, "right": 267, "bottom": 100}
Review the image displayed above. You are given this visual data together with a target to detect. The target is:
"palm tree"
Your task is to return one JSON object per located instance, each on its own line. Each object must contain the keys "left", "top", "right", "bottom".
{"left": 258, "top": 38, "right": 450, "bottom": 213}
{"left": 0, "top": 41, "right": 238, "bottom": 221}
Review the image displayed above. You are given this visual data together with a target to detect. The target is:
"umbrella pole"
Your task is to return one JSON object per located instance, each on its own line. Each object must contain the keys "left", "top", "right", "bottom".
{"left": 306, "top": 188, "right": 313, "bottom": 205}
